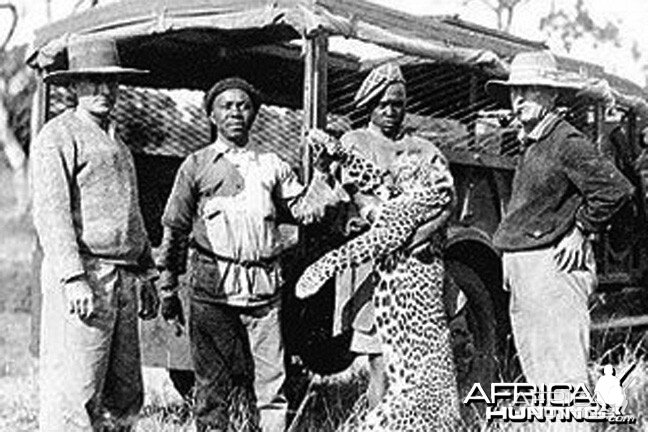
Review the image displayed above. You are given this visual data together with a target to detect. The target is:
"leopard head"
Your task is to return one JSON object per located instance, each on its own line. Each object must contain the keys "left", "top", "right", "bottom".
{"left": 392, "top": 153, "right": 449, "bottom": 192}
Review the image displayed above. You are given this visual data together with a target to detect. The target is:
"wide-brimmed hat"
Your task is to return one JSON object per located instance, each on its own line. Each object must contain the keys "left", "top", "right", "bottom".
{"left": 354, "top": 62, "right": 405, "bottom": 109}
{"left": 485, "top": 51, "right": 582, "bottom": 101}
{"left": 44, "top": 37, "right": 148, "bottom": 85}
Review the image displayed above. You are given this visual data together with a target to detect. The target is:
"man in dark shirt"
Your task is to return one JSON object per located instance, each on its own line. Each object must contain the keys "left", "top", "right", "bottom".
{"left": 157, "top": 77, "right": 327, "bottom": 432}
{"left": 487, "top": 51, "right": 633, "bottom": 430}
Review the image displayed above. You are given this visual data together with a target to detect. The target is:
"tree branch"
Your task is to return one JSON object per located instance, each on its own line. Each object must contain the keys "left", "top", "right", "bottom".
{"left": 465, "top": 0, "right": 532, "bottom": 31}
{"left": 73, "top": 0, "right": 99, "bottom": 13}
{"left": 0, "top": 3, "right": 18, "bottom": 50}
{"left": 479, "top": 0, "right": 499, "bottom": 10}
{"left": 464, "top": 0, "right": 498, "bottom": 12}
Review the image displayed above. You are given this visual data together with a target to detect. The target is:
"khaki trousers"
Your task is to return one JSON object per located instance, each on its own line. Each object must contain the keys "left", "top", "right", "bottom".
{"left": 39, "top": 258, "right": 143, "bottom": 432}
{"left": 503, "top": 242, "right": 596, "bottom": 432}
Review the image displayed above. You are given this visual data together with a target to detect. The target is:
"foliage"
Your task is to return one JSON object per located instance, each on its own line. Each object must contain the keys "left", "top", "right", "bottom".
{"left": 539, "top": 0, "right": 621, "bottom": 53}
{"left": 461, "top": 0, "right": 531, "bottom": 32}
{"left": 0, "top": 3, "right": 17, "bottom": 50}
{"left": 0, "top": 44, "right": 36, "bottom": 153}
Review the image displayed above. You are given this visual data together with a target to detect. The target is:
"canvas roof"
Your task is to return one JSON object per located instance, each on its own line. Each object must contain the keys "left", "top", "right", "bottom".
{"left": 27, "top": 0, "right": 646, "bottom": 107}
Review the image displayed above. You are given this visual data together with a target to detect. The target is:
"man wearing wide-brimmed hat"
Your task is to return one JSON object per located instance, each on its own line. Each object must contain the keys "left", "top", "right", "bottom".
{"left": 31, "top": 37, "right": 159, "bottom": 431}
{"left": 488, "top": 51, "right": 633, "bottom": 428}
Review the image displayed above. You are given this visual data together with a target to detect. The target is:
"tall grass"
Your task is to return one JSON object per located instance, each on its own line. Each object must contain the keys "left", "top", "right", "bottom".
{"left": 0, "top": 162, "right": 647, "bottom": 432}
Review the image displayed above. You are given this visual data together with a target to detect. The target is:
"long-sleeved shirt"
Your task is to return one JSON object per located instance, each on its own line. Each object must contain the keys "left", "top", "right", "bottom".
{"left": 158, "top": 138, "right": 307, "bottom": 307}
{"left": 31, "top": 108, "right": 156, "bottom": 284}
{"left": 493, "top": 113, "right": 635, "bottom": 251}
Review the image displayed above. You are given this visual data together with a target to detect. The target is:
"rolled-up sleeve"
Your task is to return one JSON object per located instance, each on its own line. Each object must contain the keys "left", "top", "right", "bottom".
{"left": 273, "top": 156, "right": 315, "bottom": 223}
{"left": 30, "top": 125, "right": 85, "bottom": 284}
{"left": 274, "top": 157, "right": 304, "bottom": 200}
{"left": 561, "top": 133, "right": 634, "bottom": 233}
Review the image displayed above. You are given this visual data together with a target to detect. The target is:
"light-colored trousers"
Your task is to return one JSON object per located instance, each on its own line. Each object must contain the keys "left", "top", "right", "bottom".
{"left": 503, "top": 242, "right": 596, "bottom": 432}
{"left": 39, "top": 258, "right": 143, "bottom": 432}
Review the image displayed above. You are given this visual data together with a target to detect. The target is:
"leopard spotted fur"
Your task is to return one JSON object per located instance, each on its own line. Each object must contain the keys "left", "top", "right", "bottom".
{"left": 297, "top": 130, "right": 461, "bottom": 431}
{"left": 309, "top": 128, "right": 394, "bottom": 195}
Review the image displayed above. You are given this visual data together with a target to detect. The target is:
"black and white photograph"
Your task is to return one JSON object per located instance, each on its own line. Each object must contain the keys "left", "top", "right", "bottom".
{"left": 0, "top": 0, "right": 647, "bottom": 431}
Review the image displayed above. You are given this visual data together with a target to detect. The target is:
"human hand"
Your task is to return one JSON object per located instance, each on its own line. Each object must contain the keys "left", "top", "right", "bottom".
{"left": 307, "top": 129, "right": 342, "bottom": 158}
{"left": 64, "top": 278, "right": 94, "bottom": 319}
{"left": 138, "top": 279, "right": 160, "bottom": 320}
{"left": 161, "top": 294, "right": 185, "bottom": 336}
{"left": 359, "top": 203, "right": 380, "bottom": 224}
{"left": 554, "top": 225, "right": 587, "bottom": 272}
{"left": 345, "top": 216, "right": 370, "bottom": 234}
{"left": 294, "top": 201, "right": 325, "bottom": 225}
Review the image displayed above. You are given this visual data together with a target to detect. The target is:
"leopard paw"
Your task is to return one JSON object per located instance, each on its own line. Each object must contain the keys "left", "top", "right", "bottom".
{"left": 295, "top": 274, "right": 325, "bottom": 299}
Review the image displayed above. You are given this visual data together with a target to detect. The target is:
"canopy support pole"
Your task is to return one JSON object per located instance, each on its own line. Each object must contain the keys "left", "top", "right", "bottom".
{"left": 301, "top": 31, "right": 328, "bottom": 183}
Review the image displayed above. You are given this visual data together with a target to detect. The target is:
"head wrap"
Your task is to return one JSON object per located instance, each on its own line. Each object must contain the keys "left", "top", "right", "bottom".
{"left": 353, "top": 63, "right": 405, "bottom": 108}
{"left": 204, "top": 77, "right": 262, "bottom": 116}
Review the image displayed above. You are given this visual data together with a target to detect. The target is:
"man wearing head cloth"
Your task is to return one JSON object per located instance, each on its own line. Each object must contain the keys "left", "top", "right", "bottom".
{"left": 487, "top": 51, "right": 633, "bottom": 431}
{"left": 31, "top": 37, "right": 159, "bottom": 431}
{"left": 333, "top": 62, "right": 455, "bottom": 408}
{"left": 157, "top": 77, "right": 328, "bottom": 431}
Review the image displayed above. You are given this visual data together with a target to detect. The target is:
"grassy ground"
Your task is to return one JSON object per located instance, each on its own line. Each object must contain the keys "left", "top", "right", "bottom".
{"left": 1, "top": 160, "right": 647, "bottom": 431}
{"left": 0, "top": 160, "right": 38, "bottom": 432}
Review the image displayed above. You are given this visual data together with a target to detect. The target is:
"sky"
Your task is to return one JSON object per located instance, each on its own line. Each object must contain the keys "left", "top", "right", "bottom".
{"left": 2, "top": 0, "right": 647, "bottom": 85}
{"left": 368, "top": 0, "right": 648, "bottom": 86}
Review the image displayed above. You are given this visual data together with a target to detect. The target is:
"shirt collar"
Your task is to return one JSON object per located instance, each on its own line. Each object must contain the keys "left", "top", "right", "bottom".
{"left": 517, "top": 112, "right": 561, "bottom": 144}
{"left": 74, "top": 107, "right": 115, "bottom": 137}
{"left": 209, "top": 137, "right": 256, "bottom": 162}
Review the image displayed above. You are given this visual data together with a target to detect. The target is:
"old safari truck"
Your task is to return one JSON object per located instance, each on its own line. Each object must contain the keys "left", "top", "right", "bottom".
{"left": 27, "top": 0, "right": 648, "bottom": 400}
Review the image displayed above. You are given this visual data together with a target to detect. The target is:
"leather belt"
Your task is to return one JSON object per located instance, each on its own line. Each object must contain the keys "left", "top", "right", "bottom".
{"left": 190, "top": 241, "right": 279, "bottom": 270}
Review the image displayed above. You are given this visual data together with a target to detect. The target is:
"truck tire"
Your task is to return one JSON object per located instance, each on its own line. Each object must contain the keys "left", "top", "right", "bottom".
{"left": 285, "top": 278, "right": 355, "bottom": 375}
{"left": 293, "top": 259, "right": 512, "bottom": 382}
{"left": 444, "top": 260, "right": 499, "bottom": 401}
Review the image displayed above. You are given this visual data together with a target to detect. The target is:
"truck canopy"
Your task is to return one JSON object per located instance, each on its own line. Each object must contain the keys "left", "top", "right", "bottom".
{"left": 27, "top": 0, "right": 646, "bottom": 109}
